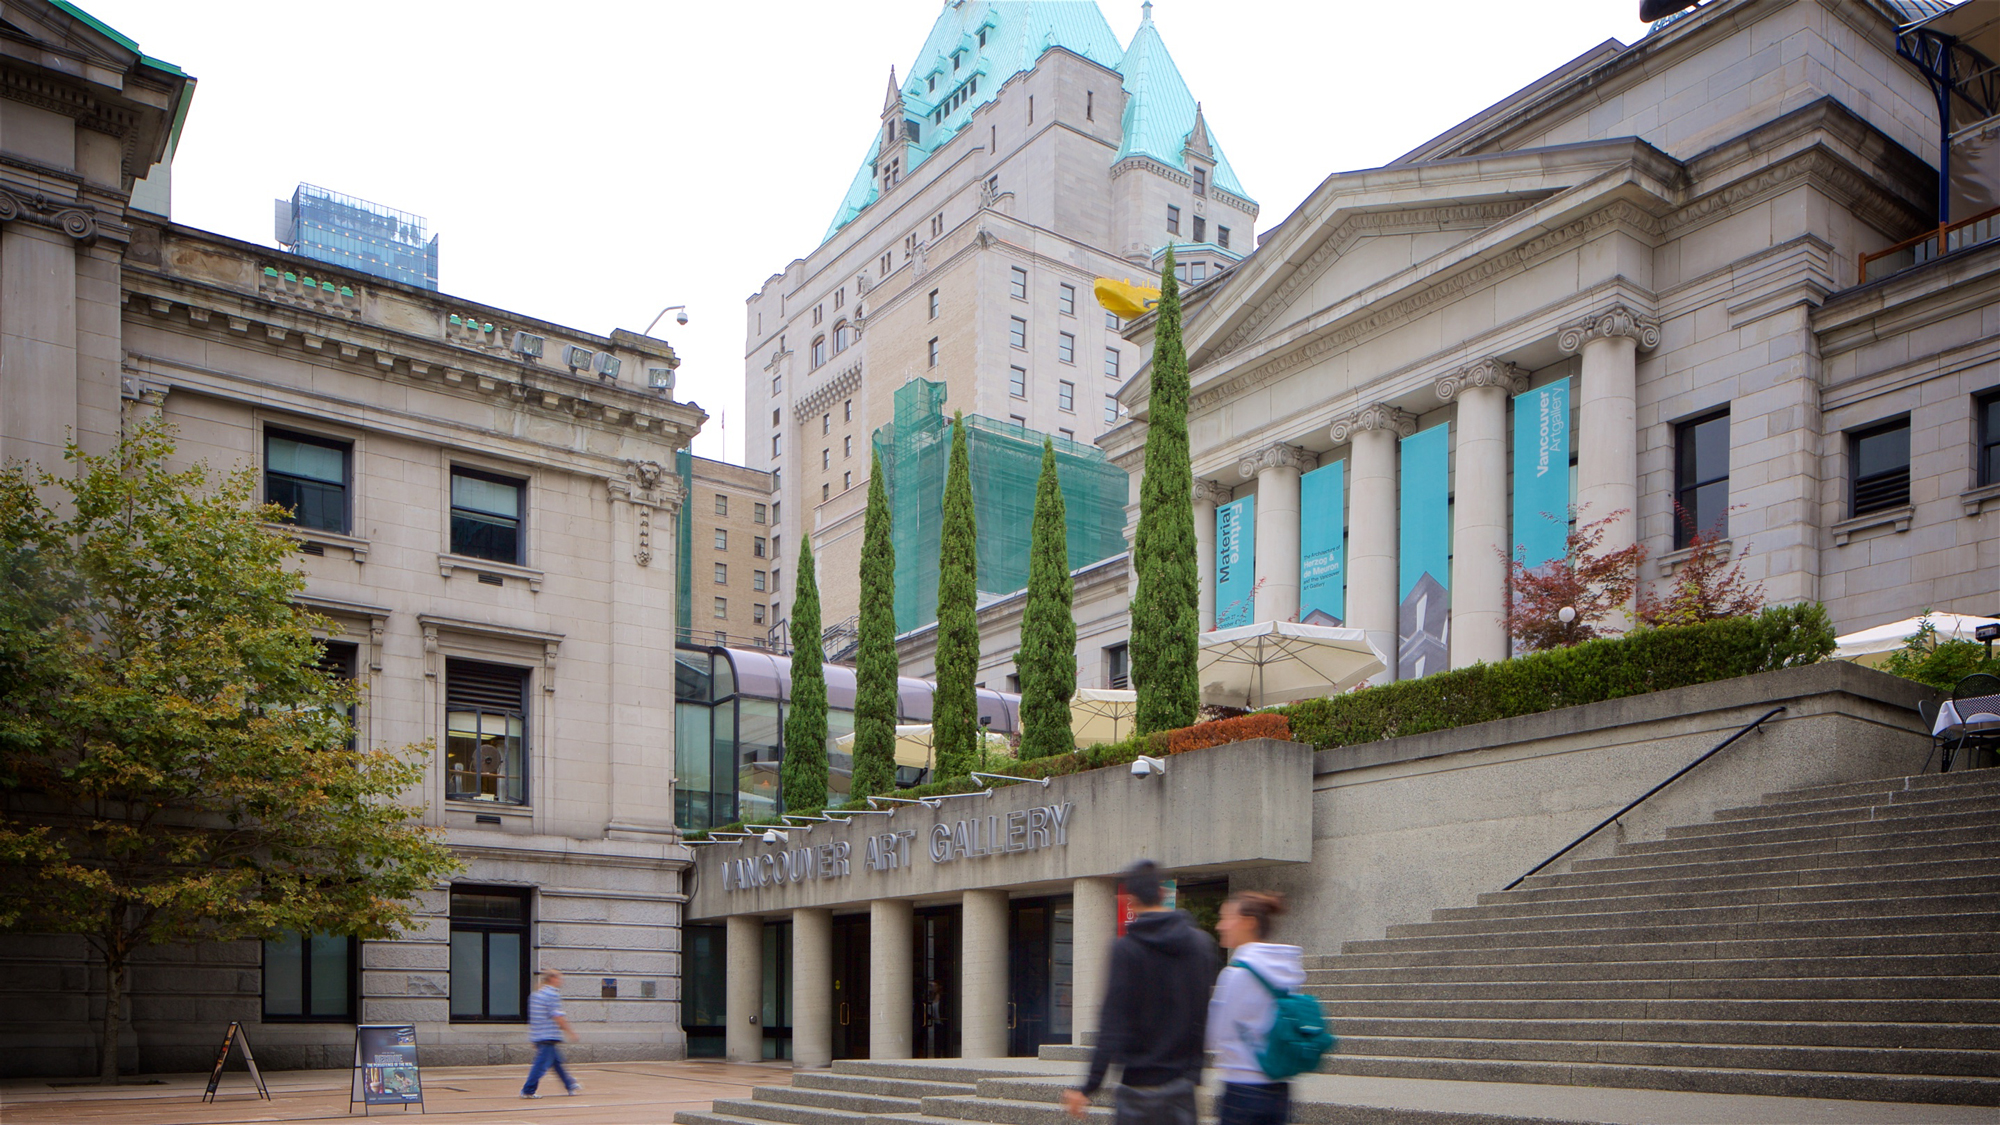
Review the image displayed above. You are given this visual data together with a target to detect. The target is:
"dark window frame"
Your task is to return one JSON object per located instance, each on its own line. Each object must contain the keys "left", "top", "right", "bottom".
{"left": 449, "top": 466, "right": 527, "bottom": 565}
{"left": 1850, "top": 416, "right": 1913, "bottom": 517}
{"left": 265, "top": 427, "right": 352, "bottom": 535}
{"left": 1979, "top": 388, "right": 2000, "bottom": 487}
{"left": 448, "top": 886, "right": 532, "bottom": 1024}
{"left": 445, "top": 658, "right": 530, "bottom": 806}
{"left": 1673, "top": 409, "right": 1730, "bottom": 549}
{"left": 261, "top": 931, "right": 358, "bottom": 1023}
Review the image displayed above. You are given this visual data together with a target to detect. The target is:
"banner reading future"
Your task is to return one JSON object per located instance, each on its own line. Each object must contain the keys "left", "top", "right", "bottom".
{"left": 1398, "top": 425, "right": 1451, "bottom": 680}
{"left": 1214, "top": 495, "right": 1256, "bottom": 628}
{"left": 1298, "top": 460, "right": 1345, "bottom": 626}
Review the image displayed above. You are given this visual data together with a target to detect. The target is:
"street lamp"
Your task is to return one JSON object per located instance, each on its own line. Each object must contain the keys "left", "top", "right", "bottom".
{"left": 643, "top": 304, "right": 689, "bottom": 337}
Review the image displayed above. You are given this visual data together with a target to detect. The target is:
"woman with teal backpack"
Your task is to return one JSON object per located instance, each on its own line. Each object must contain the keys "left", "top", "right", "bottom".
{"left": 1209, "top": 891, "right": 1335, "bottom": 1125}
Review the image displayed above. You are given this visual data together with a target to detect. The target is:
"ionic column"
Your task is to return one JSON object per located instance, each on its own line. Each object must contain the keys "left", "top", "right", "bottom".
{"left": 1331, "top": 404, "right": 1418, "bottom": 679}
{"left": 1238, "top": 443, "right": 1317, "bottom": 623}
{"left": 792, "top": 908, "right": 833, "bottom": 1068}
{"left": 869, "top": 898, "right": 914, "bottom": 1060}
{"left": 1069, "top": 876, "right": 1119, "bottom": 1045}
{"left": 1438, "top": 360, "right": 1527, "bottom": 668}
{"left": 1192, "top": 479, "right": 1233, "bottom": 630}
{"left": 960, "top": 889, "right": 1009, "bottom": 1058}
{"left": 725, "top": 914, "right": 763, "bottom": 1063}
{"left": 1558, "top": 305, "right": 1658, "bottom": 564}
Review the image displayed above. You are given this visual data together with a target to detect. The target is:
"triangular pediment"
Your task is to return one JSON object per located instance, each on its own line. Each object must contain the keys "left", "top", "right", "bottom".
{"left": 0, "top": 0, "right": 148, "bottom": 75}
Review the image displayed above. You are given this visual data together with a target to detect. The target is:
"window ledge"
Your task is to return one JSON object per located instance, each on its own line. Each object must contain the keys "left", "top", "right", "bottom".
{"left": 1831, "top": 505, "right": 1914, "bottom": 546}
{"left": 1655, "top": 537, "right": 1733, "bottom": 576}
{"left": 266, "top": 523, "right": 369, "bottom": 563}
{"left": 437, "top": 553, "right": 543, "bottom": 592}
{"left": 446, "top": 798, "right": 530, "bottom": 817}
{"left": 1962, "top": 481, "right": 2000, "bottom": 517}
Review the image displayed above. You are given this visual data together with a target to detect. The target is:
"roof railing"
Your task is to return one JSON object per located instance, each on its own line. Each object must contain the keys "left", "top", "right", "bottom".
{"left": 1859, "top": 205, "right": 2000, "bottom": 283}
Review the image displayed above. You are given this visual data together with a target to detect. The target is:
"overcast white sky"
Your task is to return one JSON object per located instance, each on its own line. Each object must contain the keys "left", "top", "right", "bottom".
{"left": 86, "top": 1, "right": 1655, "bottom": 461}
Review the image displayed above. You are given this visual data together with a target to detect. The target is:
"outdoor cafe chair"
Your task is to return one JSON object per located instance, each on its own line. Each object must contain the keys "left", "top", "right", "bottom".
{"left": 1940, "top": 673, "right": 2000, "bottom": 772}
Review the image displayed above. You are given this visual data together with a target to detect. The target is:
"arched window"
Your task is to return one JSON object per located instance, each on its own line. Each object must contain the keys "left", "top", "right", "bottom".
{"left": 811, "top": 336, "right": 827, "bottom": 368}
{"left": 833, "top": 322, "right": 855, "bottom": 353}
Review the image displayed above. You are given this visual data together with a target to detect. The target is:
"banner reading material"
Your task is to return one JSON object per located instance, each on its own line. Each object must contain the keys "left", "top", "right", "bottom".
{"left": 1298, "top": 460, "right": 1345, "bottom": 626}
{"left": 1398, "top": 425, "right": 1451, "bottom": 680}
{"left": 1214, "top": 495, "right": 1256, "bottom": 628}
{"left": 1512, "top": 377, "right": 1571, "bottom": 571}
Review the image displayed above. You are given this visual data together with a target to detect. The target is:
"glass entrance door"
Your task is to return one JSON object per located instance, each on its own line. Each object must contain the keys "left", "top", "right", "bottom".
{"left": 832, "top": 914, "right": 871, "bottom": 1059}
{"left": 912, "top": 905, "right": 961, "bottom": 1058}
{"left": 1009, "top": 896, "right": 1074, "bottom": 1057}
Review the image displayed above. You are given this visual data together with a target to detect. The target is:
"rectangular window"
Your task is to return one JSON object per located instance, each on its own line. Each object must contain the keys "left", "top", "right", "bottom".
{"left": 772, "top": 374, "right": 782, "bottom": 395}
{"left": 1010, "top": 266, "right": 1028, "bottom": 300}
{"left": 1086, "top": 90, "right": 1094, "bottom": 120}
{"left": 714, "top": 563, "right": 728, "bottom": 585}
{"left": 1166, "top": 205, "right": 1181, "bottom": 234}
{"left": 929, "top": 337, "right": 940, "bottom": 367}
{"left": 1673, "top": 411, "right": 1730, "bottom": 548}
{"left": 714, "top": 493, "right": 729, "bottom": 516}
{"left": 822, "top": 414, "right": 830, "bottom": 436}
{"left": 1191, "top": 261, "right": 1207, "bottom": 283}
{"left": 714, "top": 597, "right": 728, "bottom": 618}
{"left": 1059, "top": 284, "right": 1077, "bottom": 316}
{"left": 1104, "top": 348, "right": 1121, "bottom": 378}
{"left": 1010, "top": 316, "right": 1028, "bottom": 349}
{"left": 844, "top": 471, "right": 853, "bottom": 491}
{"left": 773, "top": 434, "right": 783, "bottom": 457}
{"left": 1105, "top": 394, "right": 1119, "bottom": 424}
{"left": 1981, "top": 389, "right": 2000, "bottom": 486}
{"left": 262, "top": 932, "right": 355, "bottom": 1022}
{"left": 1218, "top": 226, "right": 1231, "bottom": 249}
{"left": 822, "top": 448, "right": 831, "bottom": 470}
{"left": 929, "top": 289, "right": 940, "bottom": 319}
{"left": 1010, "top": 366, "right": 1028, "bottom": 398}
{"left": 754, "top": 503, "right": 767, "bottom": 525}
{"left": 449, "top": 886, "right": 529, "bottom": 1022}
{"left": 754, "top": 604, "right": 767, "bottom": 624}
{"left": 1058, "top": 380, "right": 1075, "bottom": 412}
{"left": 1105, "top": 643, "right": 1129, "bottom": 689}
{"left": 715, "top": 528, "right": 728, "bottom": 550}
{"left": 1193, "top": 167, "right": 1207, "bottom": 197}
{"left": 1193, "top": 216, "right": 1206, "bottom": 243}
{"left": 445, "top": 659, "right": 528, "bottom": 806}
{"left": 754, "top": 536, "right": 767, "bottom": 558}
{"left": 822, "top": 483, "right": 830, "bottom": 501}
{"left": 1010, "top": 414, "right": 1028, "bottom": 427}
{"left": 1059, "top": 428, "right": 1075, "bottom": 442}
{"left": 1058, "top": 332, "right": 1075, "bottom": 364}
{"left": 449, "top": 468, "right": 525, "bottom": 564}
{"left": 845, "top": 400, "right": 852, "bottom": 423}
{"left": 1851, "top": 419, "right": 1912, "bottom": 516}
{"left": 773, "top": 567, "right": 782, "bottom": 591}
{"left": 754, "top": 570, "right": 767, "bottom": 592}
{"left": 265, "top": 429, "right": 350, "bottom": 534}
{"left": 844, "top": 436, "right": 853, "bottom": 458}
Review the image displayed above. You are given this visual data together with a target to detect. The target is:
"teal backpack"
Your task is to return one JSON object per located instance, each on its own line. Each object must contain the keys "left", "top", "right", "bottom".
{"left": 1234, "top": 961, "right": 1336, "bottom": 1080}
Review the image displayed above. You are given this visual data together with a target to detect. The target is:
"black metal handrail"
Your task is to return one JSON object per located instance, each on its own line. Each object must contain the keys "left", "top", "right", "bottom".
{"left": 1503, "top": 705, "right": 1788, "bottom": 891}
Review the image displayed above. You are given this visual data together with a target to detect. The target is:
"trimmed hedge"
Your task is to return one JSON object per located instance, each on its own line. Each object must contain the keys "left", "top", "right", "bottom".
{"left": 1164, "top": 712, "right": 1291, "bottom": 754}
{"left": 1276, "top": 604, "right": 1833, "bottom": 751}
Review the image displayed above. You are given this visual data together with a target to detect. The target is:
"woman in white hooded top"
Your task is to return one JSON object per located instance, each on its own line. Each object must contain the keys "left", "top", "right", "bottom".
{"left": 1207, "top": 891, "right": 1305, "bottom": 1125}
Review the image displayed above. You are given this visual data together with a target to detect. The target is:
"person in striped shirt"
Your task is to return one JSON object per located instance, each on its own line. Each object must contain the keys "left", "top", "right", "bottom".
{"left": 520, "top": 968, "right": 581, "bottom": 1098}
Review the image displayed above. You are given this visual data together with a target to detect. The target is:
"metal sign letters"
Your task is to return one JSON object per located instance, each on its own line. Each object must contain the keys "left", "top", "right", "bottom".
{"left": 720, "top": 802, "right": 1073, "bottom": 893}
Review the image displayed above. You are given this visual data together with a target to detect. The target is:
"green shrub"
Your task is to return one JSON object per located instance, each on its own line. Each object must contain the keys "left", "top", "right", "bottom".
{"left": 1278, "top": 604, "right": 1834, "bottom": 751}
{"left": 1879, "top": 614, "right": 1999, "bottom": 691}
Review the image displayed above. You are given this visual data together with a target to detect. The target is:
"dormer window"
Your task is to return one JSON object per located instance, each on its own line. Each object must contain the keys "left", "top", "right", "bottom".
{"left": 978, "top": 29, "right": 987, "bottom": 47}
{"left": 953, "top": 51, "right": 962, "bottom": 71}
{"left": 1193, "top": 167, "right": 1207, "bottom": 197}
{"left": 928, "top": 75, "right": 936, "bottom": 93}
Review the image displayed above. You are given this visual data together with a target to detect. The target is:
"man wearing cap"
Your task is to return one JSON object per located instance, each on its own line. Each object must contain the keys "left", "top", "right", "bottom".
{"left": 1062, "top": 859, "right": 1217, "bottom": 1125}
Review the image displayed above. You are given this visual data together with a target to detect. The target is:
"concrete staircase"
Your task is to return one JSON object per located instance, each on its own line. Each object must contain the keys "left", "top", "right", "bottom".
{"left": 1307, "top": 767, "right": 2000, "bottom": 1105}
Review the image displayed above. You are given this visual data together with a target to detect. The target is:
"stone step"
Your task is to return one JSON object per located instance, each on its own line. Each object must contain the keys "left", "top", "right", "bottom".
{"left": 676, "top": 1111, "right": 802, "bottom": 1125}
{"left": 1576, "top": 822, "right": 1994, "bottom": 873}
{"left": 1387, "top": 891, "right": 2000, "bottom": 938}
{"left": 830, "top": 1059, "right": 1046, "bottom": 1086}
{"left": 1758, "top": 768, "right": 2000, "bottom": 807}
{"left": 710, "top": 1096, "right": 869, "bottom": 1125}
{"left": 1035, "top": 1044, "right": 1091, "bottom": 1063}
{"left": 1477, "top": 856, "right": 1992, "bottom": 907}
{"left": 1326, "top": 1032, "right": 1999, "bottom": 1075}
{"left": 1321, "top": 928, "right": 2000, "bottom": 971}
{"left": 753, "top": 1084, "right": 927, "bottom": 1114}
{"left": 1313, "top": 1051, "right": 2000, "bottom": 1107}
{"left": 1530, "top": 836, "right": 2000, "bottom": 889}
{"left": 1338, "top": 909, "right": 2000, "bottom": 957}
{"left": 1711, "top": 775, "right": 2000, "bottom": 821}
{"left": 791, "top": 1071, "right": 978, "bottom": 1100}
{"left": 1434, "top": 873, "right": 2000, "bottom": 921}
{"left": 1305, "top": 972, "right": 2000, "bottom": 1003}
{"left": 1614, "top": 808, "right": 2000, "bottom": 857}
{"left": 922, "top": 1093, "right": 1105, "bottom": 1125}
{"left": 1661, "top": 792, "right": 2000, "bottom": 839}
{"left": 1316, "top": 996, "right": 2000, "bottom": 1025}
{"left": 1324, "top": 1015, "right": 2000, "bottom": 1050}
{"left": 1308, "top": 950, "right": 2000, "bottom": 986}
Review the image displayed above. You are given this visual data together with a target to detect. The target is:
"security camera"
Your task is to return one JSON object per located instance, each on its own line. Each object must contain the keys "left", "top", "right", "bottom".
{"left": 1130, "top": 755, "right": 1165, "bottom": 779}
{"left": 761, "top": 828, "right": 787, "bottom": 844}
{"left": 675, "top": 310, "right": 690, "bottom": 326}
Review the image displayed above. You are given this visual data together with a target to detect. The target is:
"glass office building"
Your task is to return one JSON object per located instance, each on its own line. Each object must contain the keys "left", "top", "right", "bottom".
{"left": 275, "top": 183, "right": 440, "bottom": 290}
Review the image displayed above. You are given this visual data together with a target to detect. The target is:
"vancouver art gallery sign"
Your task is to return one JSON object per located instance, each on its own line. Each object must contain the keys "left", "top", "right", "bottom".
{"left": 720, "top": 802, "right": 1075, "bottom": 892}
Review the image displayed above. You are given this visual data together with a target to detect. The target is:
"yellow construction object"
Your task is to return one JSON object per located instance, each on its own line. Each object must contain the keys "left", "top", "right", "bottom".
{"left": 1094, "top": 277, "right": 1160, "bottom": 320}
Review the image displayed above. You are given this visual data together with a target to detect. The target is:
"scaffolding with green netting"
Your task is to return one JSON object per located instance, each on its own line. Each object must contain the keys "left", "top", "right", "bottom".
{"left": 873, "top": 378, "right": 1129, "bottom": 635}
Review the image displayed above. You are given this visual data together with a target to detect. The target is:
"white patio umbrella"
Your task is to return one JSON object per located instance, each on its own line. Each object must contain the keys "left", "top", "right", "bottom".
{"left": 1833, "top": 614, "right": 1999, "bottom": 667}
{"left": 1069, "top": 688, "right": 1139, "bottom": 747}
{"left": 1197, "top": 621, "right": 1388, "bottom": 709}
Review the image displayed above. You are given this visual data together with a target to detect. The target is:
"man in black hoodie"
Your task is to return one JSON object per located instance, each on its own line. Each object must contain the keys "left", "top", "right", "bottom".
{"left": 1062, "top": 859, "right": 1217, "bottom": 1125}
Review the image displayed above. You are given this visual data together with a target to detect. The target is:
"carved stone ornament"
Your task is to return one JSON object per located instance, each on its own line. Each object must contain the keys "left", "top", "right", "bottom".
{"left": 1192, "top": 478, "right": 1235, "bottom": 507}
{"left": 1237, "top": 442, "right": 1318, "bottom": 479}
{"left": 0, "top": 186, "right": 98, "bottom": 242}
{"left": 1436, "top": 358, "right": 1528, "bottom": 402}
{"left": 1329, "top": 403, "right": 1419, "bottom": 444}
{"left": 1557, "top": 304, "right": 1661, "bottom": 354}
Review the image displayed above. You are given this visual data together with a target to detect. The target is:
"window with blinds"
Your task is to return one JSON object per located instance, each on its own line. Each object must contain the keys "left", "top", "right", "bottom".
{"left": 445, "top": 659, "right": 527, "bottom": 805}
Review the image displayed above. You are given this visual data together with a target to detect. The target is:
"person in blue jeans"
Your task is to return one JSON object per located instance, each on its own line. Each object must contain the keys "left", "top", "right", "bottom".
{"left": 521, "top": 968, "right": 581, "bottom": 1098}
{"left": 1208, "top": 892, "right": 1304, "bottom": 1125}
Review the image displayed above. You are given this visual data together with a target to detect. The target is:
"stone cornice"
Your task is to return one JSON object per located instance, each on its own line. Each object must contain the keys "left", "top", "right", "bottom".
{"left": 1237, "top": 442, "right": 1317, "bottom": 479}
{"left": 1436, "top": 358, "right": 1527, "bottom": 401}
{"left": 794, "top": 363, "right": 863, "bottom": 423}
{"left": 1192, "top": 478, "right": 1235, "bottom": 506}
{"left": 1557, "top": 303, "right": 1660, "bottom": 353}
{"left": 1330, "top": 403, "right": 1419, "bottom": 444}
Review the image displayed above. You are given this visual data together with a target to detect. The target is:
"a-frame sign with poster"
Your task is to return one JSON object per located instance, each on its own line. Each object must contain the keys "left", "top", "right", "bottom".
{"left": 201, "top": 1021, "right": 272, "bottom": 1102}
{"left": 350, "top": 1025, "right": 425, "bottom": 1114}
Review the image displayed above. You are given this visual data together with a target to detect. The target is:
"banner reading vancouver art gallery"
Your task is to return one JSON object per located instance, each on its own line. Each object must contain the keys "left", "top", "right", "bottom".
{"left": 1215, "top": 496, "right": 1256, "bottom": 628}
{"left": 1511, "top": 377, "right": 1571, "bottom": 571}
{"left": 1298, "top": 460, "right": 1345, "bottom": 625}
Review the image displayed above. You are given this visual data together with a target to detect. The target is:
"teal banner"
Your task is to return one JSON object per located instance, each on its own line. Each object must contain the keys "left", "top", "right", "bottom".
{"left": 1215, "top": 495, "right": 1256, "bottom": 628}
{"left": 1398, "top": 425, "right": 1451, "bottom": 680}
{"left": 1299, "top": 460, "right": 1345, "bottom": 626}
{"left": 1511, "top": 377, "right": 1571, "bottom": 571}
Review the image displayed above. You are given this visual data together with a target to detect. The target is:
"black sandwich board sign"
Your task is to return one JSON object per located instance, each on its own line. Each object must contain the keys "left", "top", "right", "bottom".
{"left": 350, "top": 1024, "right": 425, "bottom": 1114}
{"left": 201, "top": 1021, "right": 271, "bottom": 1102}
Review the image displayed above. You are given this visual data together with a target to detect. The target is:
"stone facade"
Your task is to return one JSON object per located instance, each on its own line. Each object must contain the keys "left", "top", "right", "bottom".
{"left": 684, "top": 454, "right": 781, "bottom": 650}
{"left": 0, "top": 1, "right": 706, "bottom": 1077}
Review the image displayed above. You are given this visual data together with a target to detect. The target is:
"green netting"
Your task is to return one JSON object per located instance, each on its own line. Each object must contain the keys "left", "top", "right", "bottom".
{"left": 873, "top": 379, "right": 1129, "bottom": 634}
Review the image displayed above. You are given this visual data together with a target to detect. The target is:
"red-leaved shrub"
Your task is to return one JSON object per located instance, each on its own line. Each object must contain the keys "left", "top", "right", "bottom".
{"left": 1162, "top": 712, "right": 1292, "bottom": 755}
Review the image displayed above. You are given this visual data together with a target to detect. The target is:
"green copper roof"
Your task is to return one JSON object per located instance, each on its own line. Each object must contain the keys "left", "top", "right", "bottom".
{"left": 48, "top": 0, "right": 186, "bottom": 75}
{"left": 1113, "top": 5, "right": 1248, "bottom": 200}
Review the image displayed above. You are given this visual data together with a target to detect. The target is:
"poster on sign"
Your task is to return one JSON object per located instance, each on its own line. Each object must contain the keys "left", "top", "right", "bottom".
{"left": 1116, "top": 879, "right": 1177, "bottom": 934}
{"left": 201, "top": 1021, "right": 270, "bottom": 1103}
{"left": 350, "top": 1025, "right": 425, "bottom": 1113}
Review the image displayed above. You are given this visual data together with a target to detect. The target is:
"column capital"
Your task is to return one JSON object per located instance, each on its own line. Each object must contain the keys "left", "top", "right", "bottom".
{"left": 1330, "top": 403, "right": 1419, "bottom": 444}
{"left": 1237, "top": 442, "right": 1318, "bottom": 480}
{"left": 1557, "top": 304, "right": 1660, "bottom": 354}
{"left": 1436, "top": 358, "right": 1528, "bottom": 402}
{"left": 1192, "top": 478, "right": 1234, "bottom": 506}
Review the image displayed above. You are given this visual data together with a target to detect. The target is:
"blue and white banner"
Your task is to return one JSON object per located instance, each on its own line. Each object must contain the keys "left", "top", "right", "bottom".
{"left": 1299, "top": 460, "right": 1345, "bottom": 626}
{"left": 1511, "top": 377, "right": 1571, "bottom": 572}
{"left": 1214, "top": 495, "right": 1256, "bottom": 628}
{"left": 1398, "top": 425, "right": 1451, "bottom": 680}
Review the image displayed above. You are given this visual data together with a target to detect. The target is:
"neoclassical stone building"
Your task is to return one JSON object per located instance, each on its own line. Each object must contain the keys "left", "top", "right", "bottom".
{"left": 1107, "top": 0, "right": 1996, "bottom": 673}
{"left": 0, "top": 1, "right": 706, "bottom": 1075}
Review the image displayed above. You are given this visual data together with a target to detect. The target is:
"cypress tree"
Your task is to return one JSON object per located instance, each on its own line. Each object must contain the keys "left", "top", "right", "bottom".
{"left": 850, "top": 449, "right": 899, "bottom": 798}
{"left": 782, "top": 535, "right": 828, "bottom": 811}
{"left": 932, "top": 411, "right": 980, "bottom": 779}
{"left": 1015, "top": 438, "right": 1076, "bottom": 758}
{"left": 1131, "top": 245, "right": 1200, "bottom": 733}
